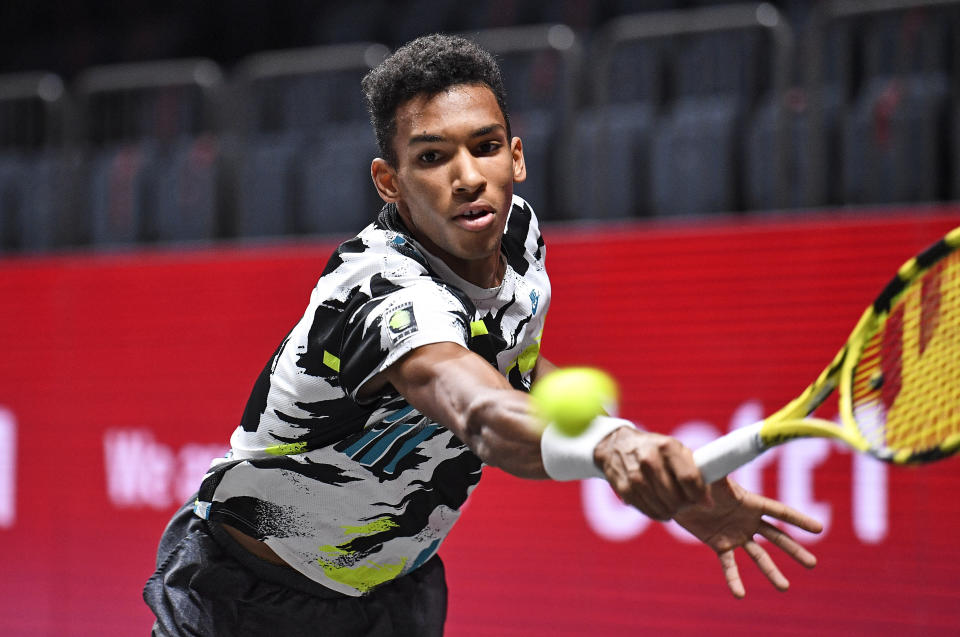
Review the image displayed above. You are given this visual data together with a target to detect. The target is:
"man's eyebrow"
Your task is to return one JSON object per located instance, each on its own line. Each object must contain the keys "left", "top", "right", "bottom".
{"left": 408, "top": 133, "right": 445, "bottom": 145}
{"left": 470, "top": 124, "right": 505, "bottom": 138}
{"left": 407, "top": 124, "right": 505, "bottom": 146}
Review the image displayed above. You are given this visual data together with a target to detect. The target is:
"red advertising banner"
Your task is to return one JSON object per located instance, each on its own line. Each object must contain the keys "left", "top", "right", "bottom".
{"left": 0, "top": 207, "right": 958, "bottom": 636}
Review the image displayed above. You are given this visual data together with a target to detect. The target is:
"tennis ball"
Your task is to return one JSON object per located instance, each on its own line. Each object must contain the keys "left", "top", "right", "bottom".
{"left": 530, "top": 367, "right": 619, "bottom": 436}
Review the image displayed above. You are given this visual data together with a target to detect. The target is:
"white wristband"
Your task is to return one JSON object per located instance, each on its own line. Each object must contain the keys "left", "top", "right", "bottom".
{"left": 540, "top": 415, "right": 635, "bottom": 481}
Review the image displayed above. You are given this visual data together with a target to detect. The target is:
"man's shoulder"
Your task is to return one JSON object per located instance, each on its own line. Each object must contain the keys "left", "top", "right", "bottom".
{"left": 503, "top": 195, "right": 546, "bottom": 276}
{"left": 321, "top": 223, "right": 431, "bottom": 280}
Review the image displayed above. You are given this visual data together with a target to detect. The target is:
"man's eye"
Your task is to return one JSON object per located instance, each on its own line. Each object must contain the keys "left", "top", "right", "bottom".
{"left": 419, "top": 151, "right": 440, "bottom": 163}
{"left": 476, "top": 141, "right": 500, "bottom": 154}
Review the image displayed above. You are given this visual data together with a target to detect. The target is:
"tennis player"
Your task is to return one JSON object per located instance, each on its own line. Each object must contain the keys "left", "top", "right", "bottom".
{"left": 144, "top": 34, "right": 822, "bottom": 636}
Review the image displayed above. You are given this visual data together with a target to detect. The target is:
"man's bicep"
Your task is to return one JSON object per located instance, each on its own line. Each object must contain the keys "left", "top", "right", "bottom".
{"left": 532, "top": 355, "right": 557, "bottom": 383}
{"left": 340, "top": 281, "right": 472, "bottom": 399}
{"left": 378, "top": 342, "right": 512, "bottom": 429}
{"left": 382, "top": 342, "right": 544, "bottom": 476}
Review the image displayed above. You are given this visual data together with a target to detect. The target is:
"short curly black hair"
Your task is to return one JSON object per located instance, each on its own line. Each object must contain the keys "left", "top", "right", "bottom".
{"left": 361, "top": 34, "right": 511, "bottom": 166}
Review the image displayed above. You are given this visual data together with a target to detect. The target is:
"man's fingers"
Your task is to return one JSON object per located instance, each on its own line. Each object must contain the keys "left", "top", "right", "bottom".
{"left": 718, "top": 550, "right": 745, "bottom": 599}
{"left": 636, "top": 443, "right": 704, "bottom": 516}
{"left": 625, "top": 490, "right": 670, "bottom": 521}
{"left": 743, "top": 540, "right": 790, "bottom": 591}
{"left": 639, "top": 460, "right": 685, "bottom": 516}
{"left": 759, "top": 496, "right": 824, "bottom": 534}
{"left": 758, "top": 521, "right": 818, "bottom": 569}
{"left": 664, "top": 447, "right": 707, "bottom": 505}
{"left": 612, "top": 473, "right": 671, "bottom": 521}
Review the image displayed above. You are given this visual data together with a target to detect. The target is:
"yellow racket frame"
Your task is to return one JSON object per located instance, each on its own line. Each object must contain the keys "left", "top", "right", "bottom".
{"left": 757, "top": 226, "right": 960, "bottom": 464}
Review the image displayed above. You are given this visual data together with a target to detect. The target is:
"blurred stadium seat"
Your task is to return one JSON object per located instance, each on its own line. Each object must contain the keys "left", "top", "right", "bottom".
{"left": 673, "top": 29, "right": 766, "bottom": 100}
{"left": 88, "top": 142, "right": 155, "bottom": 245}
{"left": 234, "top": 133, "right": 301, "bottom": 238}
{"left": 651, "top": 94, "right": 741, "bottom": 216}
{"left": 76, "top": 59, "right": 224, "bottom": 245}
{"left": 22, "top": 151, "right": 86, "bottom": 249}
{"left": 0, "top": 151, "right": 81, "bottom": 251}
{"left": 842, "top": 73, "right": 949, "bottom": 205}
{"left": 0, "top": 154, "right": 24, "bottom": 251}
{"left": 231, "top": 43, "right": 385, "bottom": 238}
{"left": 296, "top": 122, "right": 379, "bottom": 236}
{"left": 571, "top": 34, "right": 662, "bottom": 218}
{"left": 581, "top": 4, "right": 788, "bottom": 217}
{"left": 573, "top": 101, "right": 655, "bottom": 218}
{"left": 745, "top": 87, "right": 843, "bottom": 211}
{"left": 154, "top": 135, "right": 220, "bottom": 242}
{"left": 0, "top": 72, "right": 73, "bottom": 251}
{"left": 2, "top": 0, "right": 960, "bottom": 254}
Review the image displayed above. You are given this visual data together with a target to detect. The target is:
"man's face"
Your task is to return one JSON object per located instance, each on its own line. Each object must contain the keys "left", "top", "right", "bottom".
{"left": 377, "top": 84, "right": 526, "bottom": 286}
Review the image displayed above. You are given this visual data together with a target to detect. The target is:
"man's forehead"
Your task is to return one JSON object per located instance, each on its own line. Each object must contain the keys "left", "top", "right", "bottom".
{"left": 396, "top": 84, "right": 505, "bottom": 134}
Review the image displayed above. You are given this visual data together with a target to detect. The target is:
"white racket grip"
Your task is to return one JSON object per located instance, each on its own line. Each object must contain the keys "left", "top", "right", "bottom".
{"left": 693, "top": 422, "right": 766, "bottom": 484}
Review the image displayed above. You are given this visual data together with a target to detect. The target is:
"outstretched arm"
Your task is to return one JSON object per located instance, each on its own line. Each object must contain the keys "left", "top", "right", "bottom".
{"left": 370, "top": 342, "right": 708, "bottom": 512}
{"left": 367, "top": 341, "right": 549, "bottom": 478}
{"left": 368, "top": 342, "right": 822, "bottom": 596}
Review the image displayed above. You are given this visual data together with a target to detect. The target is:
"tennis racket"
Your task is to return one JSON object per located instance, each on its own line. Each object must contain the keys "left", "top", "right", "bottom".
{"left": 694, "top": 227, "right": 960, "bottom": 484}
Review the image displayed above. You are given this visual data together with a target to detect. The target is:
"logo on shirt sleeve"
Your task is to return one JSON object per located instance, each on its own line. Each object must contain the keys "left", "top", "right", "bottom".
{"left": 386, "top": 302, "right": 418, "bottom": 343}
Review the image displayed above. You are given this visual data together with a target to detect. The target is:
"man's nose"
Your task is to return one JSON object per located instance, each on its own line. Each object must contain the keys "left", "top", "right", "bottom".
{"left": 452, "top": 151, "right": 486, "bottom": 194}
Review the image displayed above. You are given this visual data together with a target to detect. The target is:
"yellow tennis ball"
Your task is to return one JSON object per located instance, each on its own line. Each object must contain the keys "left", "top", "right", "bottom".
{"left": 530, "top": 367, "right": 619, "bottom": 436}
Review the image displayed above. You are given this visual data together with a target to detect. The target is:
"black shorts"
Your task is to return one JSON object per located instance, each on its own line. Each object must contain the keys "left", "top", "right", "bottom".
{"left": 143, "top": 498, "right": 447, "bottom": 637}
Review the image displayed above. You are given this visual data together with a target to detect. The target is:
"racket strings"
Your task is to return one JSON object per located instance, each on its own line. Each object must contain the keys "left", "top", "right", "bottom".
{"left": 851, "top": 250, "right": 960, "bottom": 458}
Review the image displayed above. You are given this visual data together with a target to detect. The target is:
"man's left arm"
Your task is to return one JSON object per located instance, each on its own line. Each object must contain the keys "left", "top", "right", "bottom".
{"left": 531, "top": 355, "right": 557, "bottom": 383}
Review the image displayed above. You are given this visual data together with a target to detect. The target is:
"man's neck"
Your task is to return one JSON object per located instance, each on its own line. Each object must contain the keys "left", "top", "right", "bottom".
{"left": 383, "top": 203, "right": 506, "bottom": 289}
{"left": 421, "top": 235, "right": 506, "bottom": 289}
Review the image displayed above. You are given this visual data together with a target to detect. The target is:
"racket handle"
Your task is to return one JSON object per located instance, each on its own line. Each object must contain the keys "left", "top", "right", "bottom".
{"left": 693, "top": 422, "right": 765, "bottom": 484}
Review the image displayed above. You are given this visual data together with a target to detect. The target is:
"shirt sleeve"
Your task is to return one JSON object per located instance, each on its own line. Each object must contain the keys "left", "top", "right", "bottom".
{"left": 338, "top": 279, "right": 472, "bottom": 400}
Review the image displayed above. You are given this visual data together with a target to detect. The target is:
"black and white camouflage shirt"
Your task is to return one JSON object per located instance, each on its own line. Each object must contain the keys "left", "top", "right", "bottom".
{"left": 195, "top": 195, "right": 550, "bottom": 596}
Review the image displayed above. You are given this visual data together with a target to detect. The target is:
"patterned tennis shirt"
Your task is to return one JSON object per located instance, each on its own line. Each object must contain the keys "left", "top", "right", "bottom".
{"left": 195, "top": 195, "right": 550, "bottom": 596}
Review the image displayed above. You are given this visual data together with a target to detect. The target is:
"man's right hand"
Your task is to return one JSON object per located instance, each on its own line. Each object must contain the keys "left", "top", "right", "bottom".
{"left": 593, "top": 427, "right": 708, "bottom": 520}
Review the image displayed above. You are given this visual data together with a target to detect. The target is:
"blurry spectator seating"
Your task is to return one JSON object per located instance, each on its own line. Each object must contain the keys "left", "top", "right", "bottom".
{"left": 232, "top": 132, "right": 299, "bottom": 237}
{"left": 0, "top": 154, "right": 23, "bottom": 251}
{"left": 578, "top": 4, "right": 790, "bottom": 218}
{"left": 573, "top": 101, "right": 658, "bottom": 220}
{"left": 842, "top": 72, "right": 949, "bottom": 205}
{"left": 650, "top": 26, "right": 767, "bottom": 216}
{"left": 0, "top": 72, "right": 82, "bottom": 253}
{"left": 231, "top": 43, "right": 387, "bottom": 239}
{"left": 745, "top": 87, "right": 843, "bottom": 211}
{"left": 838, "top": 8, "right": 953, "bottom": 205}
{"left": 86, "top": 135, "right": 220, "bottom": 245}
{"left": 572, "top": 37, "right": 661, "bottom": 219}
{"left": 751, "top": 2, "right": 856, "bottom": 211}
{"left": 76, "top": 59, "right": 223, "bottom": 246}
{"left": 471, "top": 24, "right": 583, "bottom": 220}
{"left": 87, "top": 141, "right": 155, "bottom": 244}
{"left": 154, "top": 134, "right": 220, "bottom": 241}
{"left": 651, "top": 93, "right": 742, "bottom": 215}
{"left": 0, "top": 153, "right": 78, "bottom": 252}
{"left": 296, "top": 120, "right": 380, "bottom": 235}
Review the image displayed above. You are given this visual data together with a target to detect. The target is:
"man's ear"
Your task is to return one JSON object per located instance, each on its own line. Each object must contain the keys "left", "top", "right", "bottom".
{"left": 511, "top": 137, "right": 527, "bottom": 184}
{"left": 371, "top": 158, "right": 401, "bottom": 203}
